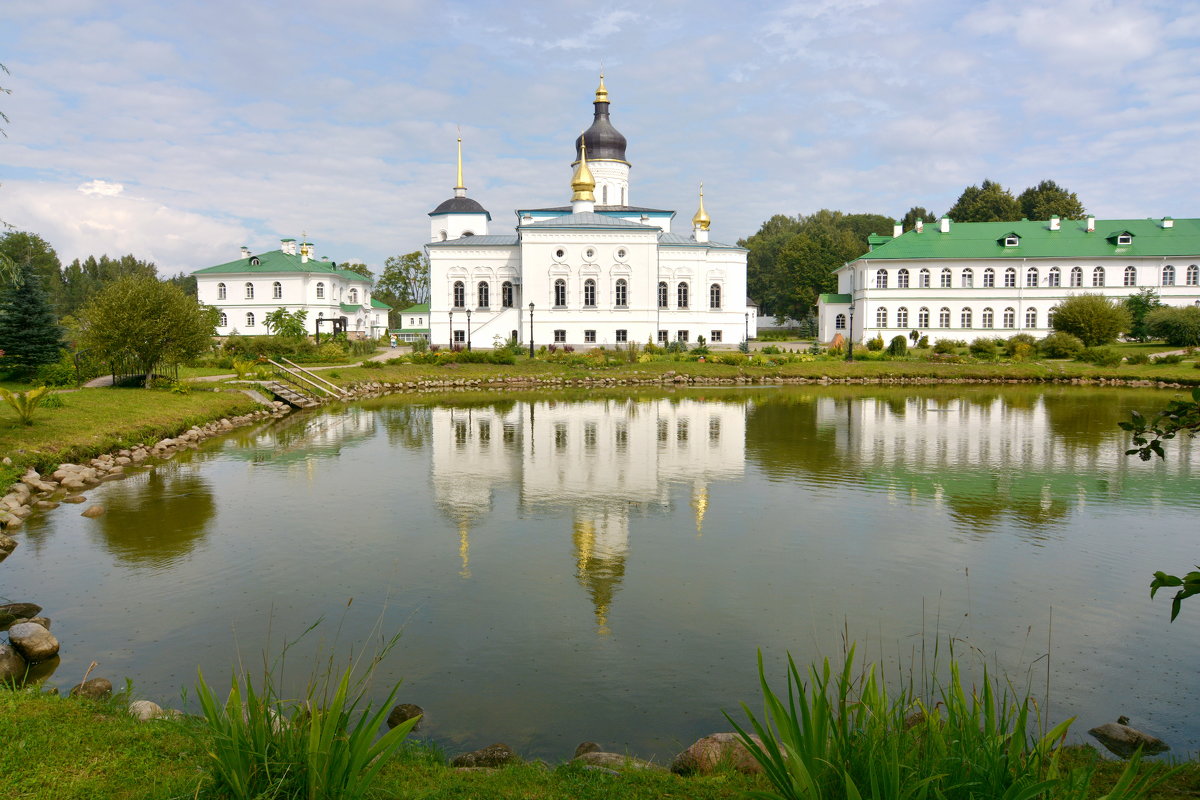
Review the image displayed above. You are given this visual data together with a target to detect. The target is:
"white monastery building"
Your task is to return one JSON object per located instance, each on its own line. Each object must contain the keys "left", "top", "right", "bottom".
{"left": 426, "top": 77, "right": 756, "bottom": 350}
{"left": 817, "top": 216, "right": 1200, "bottom": 344}
{"left": 193, "top": 238, "right": 391, "bottom": 338}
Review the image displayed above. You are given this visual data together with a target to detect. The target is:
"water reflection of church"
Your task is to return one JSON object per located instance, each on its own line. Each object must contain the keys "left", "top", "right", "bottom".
{"left": 431, "top": 398, "right": 747, "bottom": 633}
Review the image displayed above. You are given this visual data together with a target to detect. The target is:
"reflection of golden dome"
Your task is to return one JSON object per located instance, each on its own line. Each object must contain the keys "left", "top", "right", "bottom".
{"left": 571, "top": 139, "right": 596, "bottom": 202}
{"left": 692, "top": 483, "right": 709, "bottom": 535}
{"left": 692, "top": 183, "right": 711, "bottom": 231}
{"left": 458, "top": 519, "right": 471, "bottom": 579}
{"left": 573, "top": 517, "right": 625, "bottom": 636}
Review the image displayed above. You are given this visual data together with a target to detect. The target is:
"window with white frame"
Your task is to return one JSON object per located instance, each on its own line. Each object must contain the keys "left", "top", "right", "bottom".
{"left": 1026, "top": 308, "right": 1038, "bottom": 328}
{"left": 677, "top": 330, "right": 689, "bottom": 342}
{"left": 584, "top": 279, "right": 596, "bottom": 307}
{"left": 1123, "top": 266, "right": 1137, "bottom": 287}
{"left": 219, "top": 311, "right": 227, "bottom": 327}
{"left": 1070, "top": 266, "right": 1083, "bottom": 287}
{"left": 349, "top": 287, "right": 358, "bottom": 303}
{"left": 961, "top": 269, "right": 973, "bottom": 288}
{"left": 1117, "top": 234, "right": 1132, "bottom": 245}
{"left": 245, "top": 282, "right": 254, "bottom": 299}
{"left": 835, "top": 314, "right": 846, "bottom": 330}
{"left": 677, "top": 282, "right": 689, "bottom": 309}
{"left": 273, "top": 281, "right": 282, "bottom": 299}
{"left": 983, "top": 269, "right": 995, "bottom": 288}
{"left": 453, "top": 281, "right": 465, "bottom": 307}
{"left": 982, "top": 308, "right": 994, "bottom": 328}
{"left": 897, "top": 307, "right": 908, "bottom": 328}
{"left": 1003, "top": 307, "right": 1015, "bottom": 328}
{"left": 709, "top": 283, "right": 721, "bottom": 309}
{"left": 316, "top": 282, "right": 325, "bottom": 299}
{"left": 917, "top": 307, "right": 930, "bottom": 327}
{"left": 1093, "top": 266, "right": 1106, "bottom": 286}
{"left": 453, "top": 330, "right": 464, "bottom": 343}
{"left": 217, "top": 282, "right": 227, "bottom": 300}
{"left": 554, "top": 279, "right": 566, "bottom": 307}
{"left": 897, "top": 269, "right": 909, "bottom": 288}
{"left": 246, "top": 312, "right": 255, "bottom": 327}
{"left": 584, "top": 330, "right": 596, "bottom": 343}
{"left": 961, "top": 308, "right": 972, "bottom": 328}
{"left": 876, "top": 270, "right": 888, "bottom": 289}
{"left": 1163, "top": 266, "right": 1175, "bottom": 286}
{"left": 876, "top": 307, "right": 888, "bottom": 327}
{"left": 658, "top": 281, "right": 668, "bottom": 308}
{"left": 615, "top": 329, "right": 628, "bottom": 343}
{"left": 554, "top": 329, "right": 566, "bottom": 342}
{"left": 1049, "top": 268, "right": 1061, "bottom": 287}
{"left": 502, "top": 281, "right": 513, "bottom": 307}
{"left": 1026, "top": 268, "right": 1038, "bottom": 287}
{"left": 658, "top": 330, "right": 668, "bottom": 343}
{"left": 615, "top": 278, "right": 628, "bottom": 307}
{"left": 477, "top": 281, "right": 489, "bottom": 307}
{"left": 938, "top": 307, "right": 950, "bottom": 327}
{"left": 1004, "top": 268, "right": 1016, "bottom": 288}
{"left": 1188, "top": 265, "right": 1199, "bottom": 286}
{"left": 919, "top": 269, "right": 930, "bottom": 288}
{"left": 710, "top": 330, "right": 722, "bottom": 342}
{"left": 940, "top": 268, "right": 952, "bottom": 288}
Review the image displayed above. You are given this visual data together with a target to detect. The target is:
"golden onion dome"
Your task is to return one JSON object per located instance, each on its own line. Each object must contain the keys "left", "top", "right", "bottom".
{"left": 692, "top": 183, "right": 711, "bottom": 231}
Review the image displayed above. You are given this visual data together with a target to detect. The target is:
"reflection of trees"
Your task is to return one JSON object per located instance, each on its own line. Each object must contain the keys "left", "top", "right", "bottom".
{"left": 94, "top": 468, "right": 215, "bottom": 567}
{"left": 744, "top": 394, "right": 843, "bottom": 480}
{"left": 1041, "top": 388, "right": 1129, "bottom": 448}
{"left": 383, "top": 405, "right": 432, "bottom": 451}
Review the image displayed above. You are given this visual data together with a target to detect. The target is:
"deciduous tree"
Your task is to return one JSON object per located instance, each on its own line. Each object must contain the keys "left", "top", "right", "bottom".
{"left": 376, "top": 251, "right": 430, "bottom": 327}
{"left": 1049, "top": 293, "right": 1131, "bottom": 346}
{"left": 60, "top": 254, "right": 157, "bottom": 316}
{"left": 263, "top": 307, "right": 309, "bottom": 338}
{"left": 0, "top": 231, "right": 63, "bottom": 310}
{"left": 1145, "top": 305, "right": 1200, "bottom": 347}
{"left": 944, "top": 179, "right": 1022, "bottom": 222}
{"left": 1017, "top": 179, "right": 1086, "bottom": 221}
{"left": 342, "top": 261, "right": 375, "bottom": 281}
{"left": 78, "top": 275, "right": 217, "bottom": 386}
{"left": 900, "top": 206, "right": 935, "bottom": 231}
{"left": 1123, "top": 288, "right": 1164, "bottom": 342}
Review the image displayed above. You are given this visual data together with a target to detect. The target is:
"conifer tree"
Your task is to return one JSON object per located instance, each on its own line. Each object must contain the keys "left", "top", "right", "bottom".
{"left": 0, "top": 260, "right": 65, "bottom": 375}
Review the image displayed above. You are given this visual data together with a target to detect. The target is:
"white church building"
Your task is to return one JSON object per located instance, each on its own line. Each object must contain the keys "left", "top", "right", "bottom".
{"left": 818, "top": 215, "right": 1200, "bottom": 344}
{"left": 426, "top": 77, "right": 756, "bottom": 350}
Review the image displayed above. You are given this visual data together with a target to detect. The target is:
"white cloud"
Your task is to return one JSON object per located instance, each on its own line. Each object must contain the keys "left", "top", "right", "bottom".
{"left": 78, "top": 179, "right": 125, "bottom": 196}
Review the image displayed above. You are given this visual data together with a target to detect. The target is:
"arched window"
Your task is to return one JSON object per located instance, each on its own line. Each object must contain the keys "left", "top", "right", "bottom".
{"left": 1025, "top": 308, "right": 1038, "bottom": 328}
{"left": 961, "top": 268, "right": 973, "bottom": 288}
{"left": 218, "top": 311, "right": 227, "bottom": 327}
{"left": 316, "top": 282, "right": 325, "bottom": 299}
{"left": 244, "top": 282, "right": 254, "bottom": 299}
{"left": 1070, "top": 266, "right": 1083, "bottom": 287}
{"left": 273, "top": 281, "right": 282, "bottom": 299}
{"left": 453, "top": 281, "right": 465, "bottom": 308}
{"left": 1092, "top": 266, "right": 1105, "bottom": 287}
{"left": 658, "top": 281, "right": 668, "bottom": 308}
{"left": 961, "top": 307, "right": 972, "bottom": 328}
{"left": 246, "top": 312, "right": 255, "bottom": 328}
{"left": 602, "top": 185, "right": 608, "bottom": 205}
{"left": 1004, "top": 268, "right": 1016, "bottom": 288}
{"left": 554, "top": 278, "right": 566, "bottom": 307}
{"left": 439, "top": 230, "right": 447, "bottom": 241}
{"left": 897, "top": 269, "right": 909, "bottom": 288}
{"left": 1188, "top": 265, "right": 1199, "bottom": 286}
{"left": 896, "top": 307, "right": 909, "bottom": 328}
{"left": 1003, "top": 307, "right": 1015, "bottom": 328}
{"left": 217, "top": 282, "right": 227, "bottom": 300}
{"left": 982, "top": 307, "right": 994, "bottom": 328}
{"left": 1124, "top": 266, "right": 1137, "bottom": 286}
{"left": 349, "top": 287, "right": 358, "bottom": 303}
{"left": 583, "top": 279, "right": 596, "bottom": 307}
{"left": 917, "top": 307, "right": 930, "bottom": 327}
{"left": 477, "top": 281, "right": 489, "bottom": 308}
{"left": 1048, "top": 267, "right": 1061, "bottom": 287}
{"left": 940, "top": 268, "right": 952, "bottom": 288}
{"left": 938, "top": 307, "right": 950, "bottom": 328}
{"left": 709, "top": 283, "right": 721, "bottom": 309}
{"left": 615, "top": 278, "right": 628, "bottom": 307}
{"left": 502, "top": 281, "right": 513, "bottom": 307}
{"left": 1163, "top": 265, "right": 1176, "bottom": 286}
{"left": 919, "top": 269, "right": 930, "bottom": 288}
{"left": 677, "top": 282, "right": 689, "bottom": 309}
{"left": 983, "top": 268, "right": 995, "bottom": 288}
{"left": 1026, "top": 268, "right": 1038, "bottom": 287}
{"left": 876, "top": 307, "right": 888, "bottom": 327}
{"left": 875, "top": 270, "right": 888, "bottom": 289}
{"left": 835, "top": 313, "right": 846, "bottom": 330}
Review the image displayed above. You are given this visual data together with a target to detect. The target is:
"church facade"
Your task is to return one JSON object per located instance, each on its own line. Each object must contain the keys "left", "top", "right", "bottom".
{"left": 426, "top": 78, "right": 755, "bottom": 350}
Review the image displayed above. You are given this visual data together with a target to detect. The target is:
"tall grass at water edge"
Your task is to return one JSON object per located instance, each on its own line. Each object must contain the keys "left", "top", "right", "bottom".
{"left": 727, "top": 644, "right": 1176, "bottom": 800}
{"left": 191, "top": 619, "right": 419, "bottom": 800}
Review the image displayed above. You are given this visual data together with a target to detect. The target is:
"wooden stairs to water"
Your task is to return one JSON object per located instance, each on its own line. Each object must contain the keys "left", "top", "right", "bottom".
{"left": 261, "top": 358, "right": 351, "bottom": 409}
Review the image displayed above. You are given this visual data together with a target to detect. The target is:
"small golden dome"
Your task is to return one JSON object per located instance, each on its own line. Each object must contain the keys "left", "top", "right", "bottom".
{"left": 692, "top": 183, "right": 711, "bottom": 231}
{"left": 571, "top": 138, "right": 596, "bottom": 202}
{"left": 595, "top": 72, "right": 608, "bottom": 103}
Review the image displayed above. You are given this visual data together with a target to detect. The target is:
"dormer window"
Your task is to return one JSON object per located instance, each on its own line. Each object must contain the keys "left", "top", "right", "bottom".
{"left": 1106, "top": 230, "right": 1134, "bottom": 246}
{"left": 1117, "top": 234, "right": 1132, "bottom": 245}
{"left": 250, "top": 256, "right": 261, "bottom": 266}
{"left": 1004, "top": 236, "right": 1019, "bottom": 247}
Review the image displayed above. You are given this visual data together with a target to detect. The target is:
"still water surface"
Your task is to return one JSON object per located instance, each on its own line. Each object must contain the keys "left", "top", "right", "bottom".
{"left": 7, "top": 386, "right": 1199, "bottom": 760}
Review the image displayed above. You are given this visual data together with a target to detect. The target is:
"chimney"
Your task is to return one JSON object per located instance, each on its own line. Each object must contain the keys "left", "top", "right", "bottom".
{"left": 281, "top": 238, "right": 297, "bottom": 254}
{"left": 240, "top": 246, "right": 251, "bottom": 258}
{"left": 915, "top": 218, "right": 924, "bottom": 233}
{"left": 939, "top": 216, "right": 950, "bottom": 234}
{"left": 1162, "top": 217, "right": 1174, "bottom": 229}
{"left": 1049, "top": 216, "right": 1060, "bottom": 231}
{"left": 892, "top": 222, "right": 902, "bottom": 238}
{"left": 1086, "top": 216, "right": 1095, "bottom": 232}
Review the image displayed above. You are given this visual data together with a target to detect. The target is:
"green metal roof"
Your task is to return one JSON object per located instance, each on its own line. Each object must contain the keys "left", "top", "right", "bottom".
{"left": 399, "top": 302, "right": 430, "bottom": 314}
{"left": 819, "top": 293, "right": 852, "bottom": 304}
{"left": 392, "top": 327, "right": 429, "bottom": 335}
{"left": 851, "top": 218, "right": 1200, "bottom": 262}
{"left": 370, "top": 297, "right": 392, "bottom": 310}
{"left": 193, "top": 249, "right": 371, "bottom": 280}
{"left": 340, "top": 303, "right": 362, "bottom": 313}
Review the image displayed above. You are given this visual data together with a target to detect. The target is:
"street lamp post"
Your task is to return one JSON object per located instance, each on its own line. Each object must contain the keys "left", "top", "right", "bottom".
{"left": 448, "top": 310, "right": 454, "bottom": 350}
{"left": 846, "top": 303, "right": 855, "bottom": 362}
{"left": 744, "top": 312, "right": 749, "bottom": 345}
{"left": 528, "top": 302, "right": 535, "bottom": 356}
{"left": 465, "top": 309, "right": 472, "bottom": 351}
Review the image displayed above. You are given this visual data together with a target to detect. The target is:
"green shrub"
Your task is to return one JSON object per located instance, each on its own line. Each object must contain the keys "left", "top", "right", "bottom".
{"left": 410, "top": 337, "right": 429, "bottom": 353}
{"left": 932, "top": 339, "right": 960, "bottom": 354}
{"left": 886, "top": 335, "right": 908, "bottom": 357}
{"left": 1145, "top": 306, "right": 1200, "bottom": 347}
{"left": 347, "top": 339, "right": 376, "bottom": 357}
{"left": 1004, "top": 333, "right": 1037, "bottom": 356}
{"left": 1011, "top": 342, "right": 1035, "bottom": 361}
{"left": 33, "top": 350, "right": 81, "bottom": 386}
{"left": 1126, "top": 352, "right": 1151, "bottom": 365}
{"left": 317, "top": 342, "right": 346, "bottom": 361}
{"left": 1152, "top": 353, "right": 1184, "bottom": 365}
{"left": 865, "top": 335, "right": 884, "bottom": 351}
{"left": 1051, "top": 293, "right": 1132, "bottom": 345}
{"left": 1078, "top": 346, "right": 1123, "bottom": 366}
{"left": 1037, "top": 331, "right": 1084, "bottom": 359}
{"left": 761, "top": 345, "right": 782, "bottom": 355}
{"left": 917, "top": 335, "right": 929, "bottom": 348}
{"left": 360, "top": 360, "right": 383, "bottom": 369}
{"left": 969, "top": 337, "right": 999, "bottom": 358}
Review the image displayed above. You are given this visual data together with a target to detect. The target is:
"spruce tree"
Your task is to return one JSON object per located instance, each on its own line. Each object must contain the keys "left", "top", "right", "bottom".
{"left": 0, "top": 260, "right": 65, "bottom": 375}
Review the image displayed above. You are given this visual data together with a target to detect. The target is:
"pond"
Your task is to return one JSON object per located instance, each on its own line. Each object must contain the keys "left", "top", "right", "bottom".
{"left": 5, "top": 385, "right": 1199, "bottom": 762}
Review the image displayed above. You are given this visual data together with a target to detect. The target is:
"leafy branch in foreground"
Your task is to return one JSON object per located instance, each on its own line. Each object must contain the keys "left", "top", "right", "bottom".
{"left": 1150, "top": 569, "right": 1200, "bottom": 623}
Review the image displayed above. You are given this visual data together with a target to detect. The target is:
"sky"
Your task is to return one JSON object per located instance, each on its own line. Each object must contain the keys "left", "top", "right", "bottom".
{"left": 1, "top": 0, "right": 1198, "bottom": 276}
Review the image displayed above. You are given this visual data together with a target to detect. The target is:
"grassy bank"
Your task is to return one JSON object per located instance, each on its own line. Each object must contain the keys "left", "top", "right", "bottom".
{"left": 2, "top": 686, "right": 1196, "bottom": 800}
{"left": 0, "top": 388, "right": 261, "bottom": 486}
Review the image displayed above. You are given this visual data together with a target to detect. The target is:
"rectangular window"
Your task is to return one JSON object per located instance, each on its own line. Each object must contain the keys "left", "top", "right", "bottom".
{"left": 453, "top": 330, "right": 465, "bottom": 343}
{"left": 677, "top": 330, "right": 689, "bottom": 343}
{"left": 983, "top": 271, "right": 994, "bottom": 288}
{"left": 554, "top": 329, "right": 566, "bottom": 343}
{"left": 584, "top": 330, "right": 596, "bottom": 343}
{"left": 1004, "top": 271, "right": 1016, "bottom": 288}
{"left": 710, "top": 330, "right": 722, "bottom": 342}
{"left": 658, "top": 330, "right": 668, "bottom": 343}
{"left": 615, "top": 329, "right": 627, "bottom": 343}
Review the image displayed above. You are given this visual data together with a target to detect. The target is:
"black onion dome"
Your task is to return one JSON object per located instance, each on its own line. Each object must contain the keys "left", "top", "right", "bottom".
{"left": 575, "top": 100, "right": 628, "bottom": 163}
{"left": 430, "top": 196, "right": 490, "bottom": 216}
